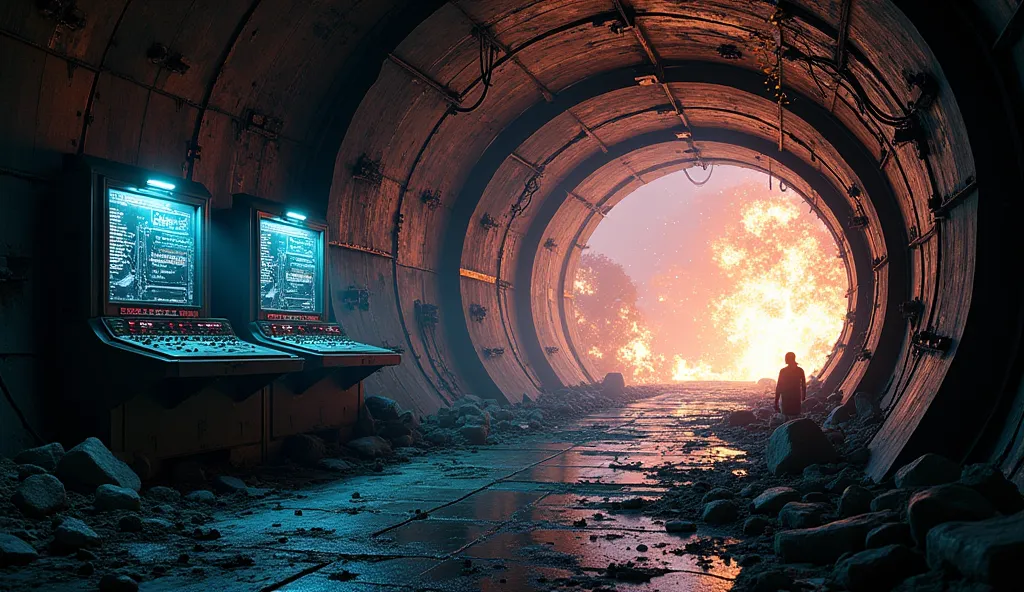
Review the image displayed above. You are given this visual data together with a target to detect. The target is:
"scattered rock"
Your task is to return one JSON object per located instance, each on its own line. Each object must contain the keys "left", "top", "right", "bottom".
{"left": 118, "top": 515, "right": 143, "bottom": 533}
{"left": 743, "top": 516, "right": 773, "bottom": 536}
{"left": 602, "top": 373, "right": 625, "bottom": 396}
{"left": 665, "top": 520, "right": 697, "bottom": 534}
{"left": 701, "top": 500, "right": 739, "bottom": 524}
{"left": 17, "top": 464, "right": 48, "bottom": 480}
{"left": 766, "top": 418, "right": 838, "bottom": 475}
{"left": 774, "top": 511, "right": 897, "bottom": 564}
{"left": 739, "top": 483, "right": 760, "bottom": 498}
{"left": 12, "top": 474, "right": 67, "bottom": 517}
{"left": 778, "top": 502, "right": 828, "bottom": 529}
{"left": 379, "top": 421, "right": 412, "bottom": 440}
{"left": 752, "top": 487, "right": 801, "bottom": 515}
{"left": 212, "top": 475, "right": 250, "bottom": 494}
{"left": 907, "top": 484, "right": 995, "bottom": 546}
{"left": 146, "top": 486, "right": 181, "bottom": 503}
{"left": 826, "top": 467, "right": 861, "bottom": 493}
{"left": 347, "top": 436, "right": 393, "bottom": 459}
{"left": 959, "top": 463, "right": 1024, "bottom": 514}
{"left": 727, "top": 410, "right": 757, "bottom": 427}
{"left": 459, "top": 424, "right": 490, "bottom": 445}
{"left": 0, "top": 533, "right": 38, "bottom": 566}
{"left": 99, "top": 574, "right": 139, "bottom": 592}
{"left": 839, "top": 485, "right": 875, "bottom": 517}
{"left": 871, "top": 488, "right": 914, "bottom": 514}
{"left": 364, "top": 396, "right": 401, "bottom": 421}
{"left": 832, "top": 544, "right": 926, "bottom": 591}
{"left": 390, "top": 435, "right": 414, "bottom": 448}
{"left": 282, "top": 434, "right": 326, "bottom": 467}
{"left": 14, "top": 442, "right": 65, "bottom": 471}
{"left": 802, "top": 398, "right": 823, "bottom": 413}
{"left": 701, "top": 488, "right": 734, "bottom": 504}
{"left": 318, "top": 459, "right": 354, "bottom": 472}
{"left": 926, "top": 512, "right": 1024, "bottom": 589}
{"left": 802, "top": 492, "right": 829, "bottom": 504}
{"left": 865, "top": 523, "right": 913, "bottom": 549}
{"left": 53, "top": 517, "right": 101, "bottom": 549}
{"left": 142, "top": 518, "right": 174, "bottom": 530}
{"left": 853, "top": 392, "right": 881, "bottom": 418}
{"left": 847, "top": 447, "right": 871, "bottom": 465}
{"left": 823, "top": 400, "right": 857, "bottom": 428}
{"left": 894, "top": 453, "right": 961, "bottom": 489}
{"left": 55, "top": 437, "right": 141, "bottom": 493}
{"left": 185, "top": 490, "right": 216, "bottom": 504}
{"left": 94, "top": 484, "right": 141, "bottom": 512}
{"left": 826, "top": 393, "right": 843, "bottom": 405}
{"left": 735, "top": 569, "right": 796, "bottom": 592}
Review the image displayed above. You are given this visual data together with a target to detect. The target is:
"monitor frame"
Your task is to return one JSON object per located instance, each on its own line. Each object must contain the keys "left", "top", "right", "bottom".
{"left": 254, "top": 211, "right": 327, "bottom": 322}
{"left": 101, "top": 180, "right": 206, "bottom": 317}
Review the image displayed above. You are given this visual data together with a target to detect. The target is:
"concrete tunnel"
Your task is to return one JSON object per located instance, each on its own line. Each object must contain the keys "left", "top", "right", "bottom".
{"left": 1, "top": 0, "right": 1023, "bottom": 491}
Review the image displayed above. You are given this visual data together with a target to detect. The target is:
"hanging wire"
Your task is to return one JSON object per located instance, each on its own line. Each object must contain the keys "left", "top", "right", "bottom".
{"left": 683, "top": 164, "right": 714, "bottom": 186}
{"left": 453, "top": 31, "right": 499, "bottom": 113}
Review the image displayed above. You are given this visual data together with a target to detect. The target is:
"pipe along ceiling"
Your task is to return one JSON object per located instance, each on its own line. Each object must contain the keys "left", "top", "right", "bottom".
{"left": 1, "top": 0, "right": 1023, "bottom": 484}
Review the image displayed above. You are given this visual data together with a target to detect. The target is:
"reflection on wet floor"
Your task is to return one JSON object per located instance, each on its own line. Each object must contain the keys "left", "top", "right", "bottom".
{"left": 143, "top": 384, "right": 758, "bottom": 591}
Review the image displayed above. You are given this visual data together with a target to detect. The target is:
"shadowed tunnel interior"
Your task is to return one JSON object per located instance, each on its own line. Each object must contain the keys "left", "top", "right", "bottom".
{"left": 1, "top": 0, "right": 1024, "bottom": 494}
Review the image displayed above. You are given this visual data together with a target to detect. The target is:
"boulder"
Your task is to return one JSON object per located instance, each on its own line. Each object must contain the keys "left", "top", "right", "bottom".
{"left": 739, "top": 483, "right": 760, "bottom": 498}
{"left": 12, "top": 474, "right": 67, "bottom": 517}
{"left": 701, "top": 488, "right": 735, "bottom": 504}
{"left": 871, "top": 488, "right": 915, "bottom": 514}
{"left": 826, "top": 467, "right": 861, "bottom": 493}
{"left": 894, "top": 453, "right": 961, "bottom": 489}
{"left": 823, "top": 400, "right": 857, "bottom": 428}
{"left": 907, "top": 484, "right": 995, "bottom": 546}
{"left": 727, "top": 410, "right": 757, "bottom": 427}
{"left": 802, "top": 492, "right": 829, "bottom": 504}
{"left": 826, "top": 393, "right": 844, "bottom": 406}
{"left": 118, "top": 515, "right": 143, "bottom": 533}
{"left": 766, "top": 418, "right": 838, "bottom": 475}
{"left": 866, "top": 523, "right": 914, "bottom": 549}
{"left": 379, "top": 421, "right": 412, "bottom": 440}
{"left": 94, "top": 484, "right": 141, "bottom": 512}
{"left": 832, "top": 544, "right": 926, "bottom": 591}
{"left": 282, "top": 434, "right": 326, "bottom": 467}
{"left": 53, "top": 517, "right": 101, "bottom": 549}
{"left": 959, "top": 463, "right": 1024, "bottom": 514}
{"left": 185, "top": 490, "right": 216, "bottom": 504}
{"left": 743, "top": 516, "right": 773, "bottom": 536}
{"left": 853, "top": 392, "right": 881, "bottom": 417}
{"left": 891, "top": 571, "right": 995, "bottom": 592}
{"left": 802, "top": 398, "right": 823, "bottom": 413}
{"left": 347, "top": 436, "right": 392, "bottom": 459}
{"left": 145, "top": 486, "right": 181, "bottom": 503}
{"left": 840, "top": 485, "right": 876, "bottom": 517}
{"left": 752, "top": 487, "right": 802, "bottom": 515}
{"left": 364, "top": 396, "right": 401, "bottom": 421}
{"left": 390, "top": 435, "right": 414, "bottom": 448}
{"left": 99, "top": 574, "right": 139, "bottom": 592}
{"left": 0, "top": 533, "right": 38, "bottom": 566}
{"left": 212, "top": 475, "right": 249, "bottom": 494}
{"left": 602, "top": 373, "right": 625, "bottom": 396}
{"left": 926, "top": 512, "right": 1024, "bottom": 588}
{"left": 13, "top": 442, "right": 65, "bottom": 471}
{"left": 753, "top": 408, "right": 774, "bottom": 421}
{"left": 778, "top": 502, "right": 829, "bottom": 529}
{"left": 847, "top": 447, "right": 871, "bottom": 465}
{"left": 318, "top": 459, "right": 354, "bottom": 472}
{"left": 774, "top": 511, "right": 897, "bottom": 564}
{"left": 665, "top": 520, "right": 698, "bottom": 534}
{"left": 17, "top": 464, "right": 48, "bottom": 480}
{"left": 425, "top": 430, "right": 453, "bottom": 446}
{"left": 459, "top": 424, "right": 490, "bottom": 445}
{"left": 55, "top": 437, "right": 141, "bottom": 493}
{"left": 701, "top": 500, "right": 739, "bottom": 524}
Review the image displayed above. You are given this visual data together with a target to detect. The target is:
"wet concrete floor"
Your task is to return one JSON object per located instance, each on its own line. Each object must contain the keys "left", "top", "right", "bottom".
{"left": 139, "top": 385, "right": 757, "bottom": 591}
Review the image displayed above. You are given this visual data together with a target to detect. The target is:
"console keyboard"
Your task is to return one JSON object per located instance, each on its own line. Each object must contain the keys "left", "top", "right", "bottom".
{"left": 256, "top": 322, "right": 396, "bottom": 355}
{"left": 103, "top": 318, "right": 286, "bottom": 359}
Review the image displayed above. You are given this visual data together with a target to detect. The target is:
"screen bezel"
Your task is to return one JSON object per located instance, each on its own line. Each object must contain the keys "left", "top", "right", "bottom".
{"left": 101, "top": 180, "right": 206, "bottom": 318}
{"left": 254, "top": 211, "right": 327, "bottom": 322}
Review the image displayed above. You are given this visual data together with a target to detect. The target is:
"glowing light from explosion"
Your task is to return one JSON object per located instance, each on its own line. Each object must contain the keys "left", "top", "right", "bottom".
{"left": 577, "top": 170, "right": 848, "bottom": 385}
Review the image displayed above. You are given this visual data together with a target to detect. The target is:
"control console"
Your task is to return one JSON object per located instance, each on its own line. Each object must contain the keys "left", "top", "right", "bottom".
{"left": 255, "top": 322, "right": 398, "bottom": 355}
{"left": 102, "top": 318, "right": 288, "bottom": 359}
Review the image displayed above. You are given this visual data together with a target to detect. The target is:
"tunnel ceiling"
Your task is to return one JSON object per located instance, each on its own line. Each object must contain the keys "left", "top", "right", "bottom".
{"left": 3, "top": 0, "right": 1024, "bottom": 483}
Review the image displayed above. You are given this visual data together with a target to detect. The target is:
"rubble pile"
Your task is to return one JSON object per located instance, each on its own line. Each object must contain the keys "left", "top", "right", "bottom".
{"left": 642, "top": 386, "right": 1024, "bottom": 592}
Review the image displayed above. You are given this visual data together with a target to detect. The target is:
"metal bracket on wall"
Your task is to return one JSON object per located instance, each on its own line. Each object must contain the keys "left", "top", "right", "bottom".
{"left": 928, "top": 176, "right": 977, "bottom": 219}
{"left": 899, "top": 299, "right": 924, "bottom": 325}
{"left": 421, "top": 189, "right": 443, "bottom": 210}
{"left": 147, "top": 43, "right": 190, "bottom": 75}
{"left": 912, "top": 330, "right": 952, "bottom": 356}
{"left": 37, "top": 0, "right": 86, "bottom": 30}
{"left": 908, "top": 226, "right": 936, "bottom": 249}
{"left": 245, "top": 110, "right": 283, "bottom": 140}
{"left": 544, "top": 346, "right": 560, "bottom": 355}
{"left": 469, "top": 304, "right": 488, "bottom": 322}
{"left": 480, "top": 213, "right": 501, "bottom": 230}
{"left": 353, "top": 154, "right": 384, "bottom": 186}
{"left": 415, "top": 300, "right": 440, "bottom": 327}
{"left": 483, "top": 347, "right": 506, "bottom": 358}
{"left": 872, "top": 256, "right": 888, "bottom": 272}
{"left": 543, "top": 238, "right": 558, "bottom": 251}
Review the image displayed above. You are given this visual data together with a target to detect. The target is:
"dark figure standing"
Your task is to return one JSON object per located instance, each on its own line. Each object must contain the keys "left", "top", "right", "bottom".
{"left": 775, "top": 352, "right": 806, "bottom": 418}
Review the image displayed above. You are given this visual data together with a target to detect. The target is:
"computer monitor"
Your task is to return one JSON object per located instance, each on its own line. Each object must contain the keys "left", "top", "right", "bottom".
{"left": 256, "top": 214, "right": 325, "bottom": 321}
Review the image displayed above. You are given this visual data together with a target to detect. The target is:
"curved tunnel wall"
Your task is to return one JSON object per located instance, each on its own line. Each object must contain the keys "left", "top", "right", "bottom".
{"left": 0, "top": 0, "right": 1022, "bottom": 488}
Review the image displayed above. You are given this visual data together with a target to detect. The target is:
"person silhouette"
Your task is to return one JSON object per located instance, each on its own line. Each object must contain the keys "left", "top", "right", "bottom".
{"left": 774, "top": 352, "right": 806, "bottom": 419}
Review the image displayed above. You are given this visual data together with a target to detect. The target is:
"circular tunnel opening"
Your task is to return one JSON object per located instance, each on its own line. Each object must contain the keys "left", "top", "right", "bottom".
{"left": 570, "top": 166, "right": 851, "bottom": 386}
